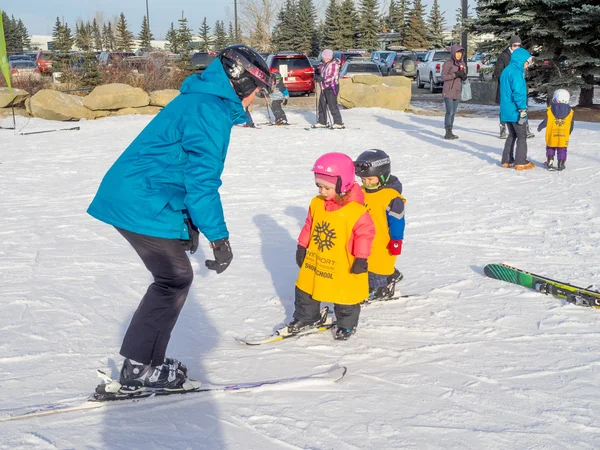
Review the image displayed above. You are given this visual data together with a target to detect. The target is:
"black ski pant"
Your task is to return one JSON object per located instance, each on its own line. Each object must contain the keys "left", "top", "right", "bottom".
{"left": 502, "top": 122, "right": 528, "bottom": 165}
{"left": 293, "top": 286, "right": 360, "bottom": 330}
{"left": 116, "top": 227, "right": 193, "bottom": 366}
{"left": 317, "top": 85, "right": 343, "bottom": 126}
{"left": 271, "top": 100, "right": 287, "bottom": 122}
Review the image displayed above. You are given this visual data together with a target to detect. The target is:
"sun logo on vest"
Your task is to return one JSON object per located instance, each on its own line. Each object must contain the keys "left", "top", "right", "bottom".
{"left": 313, "top": 221, "right": 336, "bottom": 251}
{"left": 554, "top": 118, "right": 566, "bottom": 127}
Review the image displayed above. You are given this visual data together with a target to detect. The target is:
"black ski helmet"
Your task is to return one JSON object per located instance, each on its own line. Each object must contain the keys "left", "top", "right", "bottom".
{"left": 219, "top": 44, "right": 273, "bottom": 100}
{"left": 354, "top": 149, "right": 392, "bottom": 185}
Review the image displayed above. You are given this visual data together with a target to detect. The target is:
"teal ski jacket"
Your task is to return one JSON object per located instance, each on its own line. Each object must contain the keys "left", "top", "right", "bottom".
{"left": 499, "top": 47, "right": 531, "bottom": 123}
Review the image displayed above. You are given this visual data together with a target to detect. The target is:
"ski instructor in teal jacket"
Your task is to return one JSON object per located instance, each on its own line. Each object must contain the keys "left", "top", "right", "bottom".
{"left": 87, "top": 45, "right": 273, "bottom": 394}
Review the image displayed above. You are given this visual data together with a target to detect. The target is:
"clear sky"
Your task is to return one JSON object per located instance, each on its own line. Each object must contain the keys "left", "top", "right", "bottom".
{"left": 11, "top": 0, "right": 471, "bottom": 39}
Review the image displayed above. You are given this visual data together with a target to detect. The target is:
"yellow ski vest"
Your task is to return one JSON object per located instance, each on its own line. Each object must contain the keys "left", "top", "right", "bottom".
{"left": 363, "top": 187, "right": 406, "bottom": 276}
{"left": 296, "top": 196, "right": 369, "bottom": 305}
{"left": 545, "top": 106, "right": 573, "bottom": 148}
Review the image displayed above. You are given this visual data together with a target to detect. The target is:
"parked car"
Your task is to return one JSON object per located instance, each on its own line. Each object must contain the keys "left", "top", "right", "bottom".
{"left": 371, "top": 50, "right": 397, "bottom": 76}
{"left": 331, "top": 51, "right": 363, "bottom": 67}
{"left": 97, "top": 51, "right": 136, "bottom": 67}
{"left": 391, "top": 52, "right": 418, "bottom": 78}
{"left": 9, "top": 59, "right": 41, "bottom": 81}
{"left": 266, "top": 52, "right": 315, "bottom": 95}
{"left": 190, "top": 51, "right": 217, "bottom": 73}
{"left": 36, "top": 50, "right": 55, "bottom": 73}
{"left": 9, "top": 53, "right": 35, "bottom": 62}
{"left": 340, "top": 58, "right": 383, "bottom": 79}
{"left": 416, "top": 49, "right": 480, "bottom": 93}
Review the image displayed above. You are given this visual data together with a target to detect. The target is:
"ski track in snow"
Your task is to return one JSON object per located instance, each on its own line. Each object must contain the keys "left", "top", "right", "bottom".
{"left": 1, "top": 108, "right": 600, "bottom": 449}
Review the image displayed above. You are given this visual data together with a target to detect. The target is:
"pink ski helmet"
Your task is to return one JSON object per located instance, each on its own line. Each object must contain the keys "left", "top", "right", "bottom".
{"left": 312, "top": 152, "right": 356, "bottom": 195}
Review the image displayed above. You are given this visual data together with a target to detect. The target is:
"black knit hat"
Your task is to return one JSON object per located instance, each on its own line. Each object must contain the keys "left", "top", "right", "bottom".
{"left": 509, "top": 35, "right": 522, "bottom": 45}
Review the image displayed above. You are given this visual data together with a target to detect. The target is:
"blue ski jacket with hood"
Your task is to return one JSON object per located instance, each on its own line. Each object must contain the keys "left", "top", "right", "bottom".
{"left": 87, "top": 59, "right": 247, "bottom": 242}
{"left": 499, "top": 47, "right": 531, "bottom": 123}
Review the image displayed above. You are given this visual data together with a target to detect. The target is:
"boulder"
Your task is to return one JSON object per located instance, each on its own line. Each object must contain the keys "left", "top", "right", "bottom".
{"left": 149, "top": 89, "right": 180, "bottom": 107}
{"left": 351, "top": 74, "right": 384, "bottom": 86}
{"left": 338, "top": 77, "right": 411, "bottom": 111}
{"left": 83, "top": 83, "right": 150, "bottom": 110}
{"left": 0, "top": 107, "right": 29, "bottom": 118}
{"left": 111, "top": 106, "right": 162, "bottom": 116}
{"left": 26, "top": 89, "right": 108, "bottom": 121}
{"left": 0, "top": 87, "right": 29, "bottom": 107}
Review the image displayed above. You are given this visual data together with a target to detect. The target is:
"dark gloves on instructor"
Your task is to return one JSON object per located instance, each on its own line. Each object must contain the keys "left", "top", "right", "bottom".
{"left": 455, "top": 70, "right": 467, "bottom": 81}
{"left": 181, "top": 219, "right": 200, "bottom": 254}
{"left": 205, "top": 238, "right": 233, "bottom": 274}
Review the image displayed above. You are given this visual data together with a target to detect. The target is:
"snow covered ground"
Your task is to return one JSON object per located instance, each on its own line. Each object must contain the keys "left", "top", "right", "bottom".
{"left": 1, "top": 107, "right": 600, "bottom": 449}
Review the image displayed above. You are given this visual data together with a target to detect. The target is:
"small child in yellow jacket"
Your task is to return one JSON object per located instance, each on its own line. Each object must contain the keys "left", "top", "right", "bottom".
{"left": 354, "top": 149, "right": 406, "bottom": 302}
{"left": 538, "top": 89, "right": 575, "bottom": 171}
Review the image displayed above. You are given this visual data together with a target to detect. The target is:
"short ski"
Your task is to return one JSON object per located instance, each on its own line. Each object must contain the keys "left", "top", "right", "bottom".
{"left": 237, "top": 294, "right": 421, "bottom": 346}
{"left": 0, "top": 366, "right": 347, "bottom": 422}
{"left": 484, "top": 263, "right": 600, "bottom": 308}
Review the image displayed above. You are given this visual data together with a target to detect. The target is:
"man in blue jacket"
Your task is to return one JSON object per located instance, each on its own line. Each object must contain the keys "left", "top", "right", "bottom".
{"left": 499, "top": 47, "right": 534, "bottom": 170}
{"left": 87, "top": 45, "right": 273, "bottom": 393}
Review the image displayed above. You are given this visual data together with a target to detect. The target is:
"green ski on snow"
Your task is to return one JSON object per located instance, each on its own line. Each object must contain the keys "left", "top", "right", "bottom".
{"left": 484, "top": 263, "right": 600, "bottom": 308}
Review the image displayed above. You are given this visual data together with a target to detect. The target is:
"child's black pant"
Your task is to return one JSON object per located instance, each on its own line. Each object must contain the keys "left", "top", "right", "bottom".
{"left": 116, "top": 227, "right": 193, "bottom": 366}
{"left": 271, "top": 100, "right": 287, "bottom": 122}
{"left": 293, "top": 286, "right": 360, "bottom": 330}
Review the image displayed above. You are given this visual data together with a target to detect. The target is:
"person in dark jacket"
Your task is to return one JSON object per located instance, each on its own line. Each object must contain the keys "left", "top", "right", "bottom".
{"left": 537, "top": 89, "right": 575, "bottom": 171}
{"left": 87, "top": 45, "right": 273, "bottom": 392}
{"left": 441, "top": 44, "right": 467, "bottom": 139}
{"left": 499, "top": 47, "right": 534, "bottom": 170}
{"left": 494, "top": 35, "right": 535, "bottom": 140}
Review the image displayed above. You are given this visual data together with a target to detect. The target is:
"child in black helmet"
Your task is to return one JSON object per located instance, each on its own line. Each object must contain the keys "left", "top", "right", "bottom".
{"left": 354, "top": 149, "right": 406, "bottom": 302}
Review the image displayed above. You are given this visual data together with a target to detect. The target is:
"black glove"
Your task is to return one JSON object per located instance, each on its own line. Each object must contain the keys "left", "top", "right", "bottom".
{"left": 518, "top": 109, "right": 528, "bottom": 125}
{"left": 205, "top": 238, "right": 233, "bottom": 274}
{"left": 455, "top": 70, "right": 467, "bottom": 80}
{"left": 181, "top": 219, "right": 199, "bottom": 254}
{"left": 282, "top": 98, "right": 288, "bottom": 106}
{"left": 350, "top": 258, "right": 368, "bottom": 274}
{"left": 296, "top": 245, "right": 307, "bottom": 268}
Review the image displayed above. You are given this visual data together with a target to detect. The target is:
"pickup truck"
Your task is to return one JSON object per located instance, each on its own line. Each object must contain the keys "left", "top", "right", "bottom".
{"left": 416, "top": 49, "right": 481, "bottom": 93}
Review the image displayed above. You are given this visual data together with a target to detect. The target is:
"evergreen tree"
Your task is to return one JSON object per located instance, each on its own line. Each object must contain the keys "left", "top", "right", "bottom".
{"left": 75, "top": 21, "right": 93, "bottom": 51}
{"left": 102, "top": 22, "right": 114, "bottom": 51}
{"left": 357, "top": 0, "right": 380, "bottom": 51}
{"left": 323, "top": 0, "right": 344, "bottom": 50}
{"left": 214, "top": 20, "right": 228, "bottom": 50}
{"left": 404, "top": 0, "right": 428, "bottom": 49}
{"left": 198, "top": 17, "right": 211, "bottom": 52}
{"left": 80, "top": 51, "right": 102, "bottom": 88}
{"left": 340, "top": 0, "right": 358, "bottom": 50}
{"left": 92, "top": 18, "right": 103, "bottom": 51}
{"left": 563, "top": 1, "right": 600, "bottom": 106}
{"left": 3, "top": 14, "right": 20, "bottom": 52}
{"left": 427, "top": 0, "right": 446, "bottom": 48}
{"left": 52, "top": 17, "right": 74, "bottom": 51}
{"left": 227, "top": 22, "right": 235, "bottom": 45}
{"left": 138, "top": 15, "right": 153, "bottom": 51}
{"left": 165, "top": 22, "right": 179, "bottom": 53}
{"left": 177, "top": 13, "right": 193, "bottom": 53}
{"left": 297, "top": 0, "right": 317, "bottom": 55}
{"left": 451, "top": 7, "right": 462, "bottom": 45}
{"left": 114, "top": 12, "right": 135, "bottom": 51}
{"left": 17, "top": 19, "right": 31, "bottom": 50}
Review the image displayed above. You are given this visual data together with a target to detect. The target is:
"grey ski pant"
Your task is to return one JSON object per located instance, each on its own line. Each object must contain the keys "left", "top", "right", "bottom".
{"left": 116, "top": 227, "right": 193, "bottom": 366}
{"left": 502, "top": 122, "right": 528, "bottom": 165}
{"left": 293, "top": 286, "right": 361, "bottom": 330}
{"left": 271, "top": 100, "right": 287, "bottom": 122}
{"left": 317, "top": 85, "right": 343, "bottom": 126}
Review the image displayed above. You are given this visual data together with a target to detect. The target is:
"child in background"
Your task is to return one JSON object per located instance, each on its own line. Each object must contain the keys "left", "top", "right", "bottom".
{"left": 269, "top": 71, "right": 290, "bottom": 125}
{"left": 288, "top": 152, "right": 375, "bottom": 340}
{"left": 538, "top": 89, "right": 575, "bottom": 171}
{"left": 354, "top": 149, "right": 406, "bottom": 301}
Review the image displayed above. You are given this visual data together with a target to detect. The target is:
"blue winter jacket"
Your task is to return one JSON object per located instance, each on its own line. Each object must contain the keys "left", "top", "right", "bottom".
{"left": 499, "top": 48, "right": 531, "bottom": 123}
{"left": 87, "top": 60, "right": 247, "bottom": 242}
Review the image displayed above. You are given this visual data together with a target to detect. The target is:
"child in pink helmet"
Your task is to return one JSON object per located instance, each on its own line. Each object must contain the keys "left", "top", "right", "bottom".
{"left": 286, "top": 152, "right": 375, "bottom": 340}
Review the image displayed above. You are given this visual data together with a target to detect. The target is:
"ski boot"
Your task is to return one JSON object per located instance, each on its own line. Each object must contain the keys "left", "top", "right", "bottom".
{"left": 332, "top": 124, "right": 345, "bottom": 129}
{"left": 118, "top": 358, "right": 191, "bottom": 393}
{"left": 557, "top": 160, "right": 566, "bottom": 171}
{"left": 283, "top": 307, "right": 332, "bottom": 336}
{"left": 499, "top": 123, "right": 507, "bottom": 139}
{"left": 545, "top": 156, "right": 555, "bottom": 170}
{"left": 334, "top": 326, "right": 356, "bottom": 340}
{"left": 364, "top": 270, "right": 404, "bottom": 304}
{"left": 275, "top": 118, "right": 288, "bottom": 125}
{"left": 311, "top": 122, "right": 328, "bottom": 129}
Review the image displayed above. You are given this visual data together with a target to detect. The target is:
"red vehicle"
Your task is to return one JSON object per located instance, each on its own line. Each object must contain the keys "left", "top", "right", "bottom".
{"left": 266, "top": 52, "right": 314, "bottom": 95}
{"left": 36, "top": 51, "right": 55, "bottom": 73}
